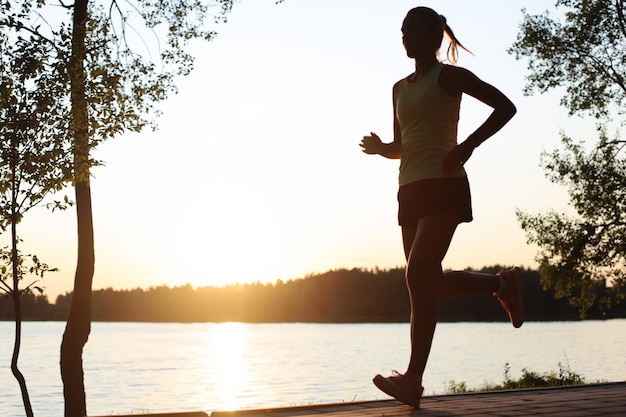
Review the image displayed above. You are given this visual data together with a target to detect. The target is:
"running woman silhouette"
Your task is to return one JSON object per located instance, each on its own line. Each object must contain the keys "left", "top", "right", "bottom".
{"left": 360, "top": 6, "right": 523, "bottom": 408}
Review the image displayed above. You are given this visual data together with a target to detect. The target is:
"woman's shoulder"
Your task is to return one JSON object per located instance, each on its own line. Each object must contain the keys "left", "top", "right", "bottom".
{"left": 439, "top": 64, "right": 479, "bottom": 95}
{"left": 439, "top": 64, "right": 474, "bottom": 79}
{"left": 392, "top": 76, "right": 411, "bottom": 95}
{"left": 394, "top": 75, "right": 412, "bottom": 87}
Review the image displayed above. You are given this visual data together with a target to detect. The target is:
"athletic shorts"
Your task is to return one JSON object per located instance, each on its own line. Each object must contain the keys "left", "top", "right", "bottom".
{"left": 397, "top": 176, "right": 473, "bottom": 227}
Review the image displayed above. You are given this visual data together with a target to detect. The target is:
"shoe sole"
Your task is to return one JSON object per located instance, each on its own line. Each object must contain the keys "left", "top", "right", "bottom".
{"left": 373, "top": 375, "right": 422, "bottom": 408}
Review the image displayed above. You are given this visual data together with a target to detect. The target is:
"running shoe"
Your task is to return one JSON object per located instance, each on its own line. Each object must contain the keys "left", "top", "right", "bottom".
{"left": 494, "top": 267, "right": 525, "bottom": 328}
{"left": 373, "top": 371, "right": 423, "bottom": 408}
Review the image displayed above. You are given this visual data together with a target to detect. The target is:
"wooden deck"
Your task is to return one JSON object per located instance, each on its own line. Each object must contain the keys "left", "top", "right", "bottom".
{"left": 90, "top": 382, "right": 626, "bottom": 417}
{"left": 209, "top": 382, "right": 626, "bottom": 417}
{"left": 92, "top": 413, "right": 209, "bottom": 417}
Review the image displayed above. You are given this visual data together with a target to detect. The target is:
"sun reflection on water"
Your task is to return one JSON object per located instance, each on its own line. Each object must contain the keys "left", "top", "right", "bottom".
{"left": 210, "top": 322, "right": 249, "bottom": 411}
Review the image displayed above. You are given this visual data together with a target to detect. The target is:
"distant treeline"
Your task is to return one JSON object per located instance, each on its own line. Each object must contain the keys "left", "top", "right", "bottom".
{"left": 2, "top": 266, "right": 625, "bottom": 322}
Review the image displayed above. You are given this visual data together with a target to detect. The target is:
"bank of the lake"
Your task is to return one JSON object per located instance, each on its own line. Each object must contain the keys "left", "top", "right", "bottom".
{"left": 3, "top": 268, "right": 625, "bottom": 323}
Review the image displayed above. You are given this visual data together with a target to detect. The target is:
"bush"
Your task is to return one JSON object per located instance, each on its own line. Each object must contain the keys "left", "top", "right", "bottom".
{"left": 446, "top": 362, "right": 589, "bottom": 394}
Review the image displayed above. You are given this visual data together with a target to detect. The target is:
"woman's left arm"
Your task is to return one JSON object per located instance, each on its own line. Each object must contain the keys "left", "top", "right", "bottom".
{"left": 441, "top": 66, "right": 517, "bottom": 174}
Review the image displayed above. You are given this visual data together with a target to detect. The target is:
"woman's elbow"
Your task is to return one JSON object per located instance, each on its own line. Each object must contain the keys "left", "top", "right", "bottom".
{"left": 505, "top": 100, "right": 517, "bottom": 120}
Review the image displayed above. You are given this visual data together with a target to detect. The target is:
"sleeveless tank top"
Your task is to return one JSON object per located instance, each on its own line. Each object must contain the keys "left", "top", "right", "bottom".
{"left": 395, "top": 62, "right": 466, "bottom": 186}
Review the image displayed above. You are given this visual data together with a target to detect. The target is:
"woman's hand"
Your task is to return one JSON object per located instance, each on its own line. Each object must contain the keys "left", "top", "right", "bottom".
{"left": 442, "top": 141, "right": 474, "bottom": 174}
{"left": 360, "top": 132, "right": 383, "bottom": 155}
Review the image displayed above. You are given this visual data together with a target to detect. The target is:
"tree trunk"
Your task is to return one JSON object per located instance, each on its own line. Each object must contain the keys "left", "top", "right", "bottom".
{"left": 11, "top": 292, "right": 34, "bottom": 417}
{"left": 60, "top": 181, "right": 94, "bottom": 417}
{"left": 60, "top": 0, "right": 94, "bottom": 416}
{"left": 9, "top": 100, "right": 34, "bottom": 417}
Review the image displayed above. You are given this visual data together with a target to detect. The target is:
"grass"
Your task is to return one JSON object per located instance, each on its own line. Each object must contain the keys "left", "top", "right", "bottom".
{"left": 445, "top": 362, "right": 600, "bottom": 394}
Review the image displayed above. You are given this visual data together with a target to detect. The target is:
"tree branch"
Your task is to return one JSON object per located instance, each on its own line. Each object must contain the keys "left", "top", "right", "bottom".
{"left": 56, "top": 0, "right": 74, "bottom": 9}
{"left": 1, "top": 19, "right": 60, "bottom": 55}
{"left": 616, "top": 0, "right": 626, "bottom": 39}
{"left": 107, "top": 0, "right": 158, "bottom": 65}
{"left": 0, "top": 277, "right": 13, "bottom": 294}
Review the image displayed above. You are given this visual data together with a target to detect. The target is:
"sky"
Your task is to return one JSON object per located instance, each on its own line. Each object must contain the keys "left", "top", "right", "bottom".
{"left": 11, "top": 0, "right": 602, "bottom": 301}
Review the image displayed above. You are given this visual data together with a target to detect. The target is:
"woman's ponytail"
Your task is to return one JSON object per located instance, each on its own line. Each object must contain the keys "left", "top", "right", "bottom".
{"left": 440, "top": 15, "right": 472, "bottom": 64}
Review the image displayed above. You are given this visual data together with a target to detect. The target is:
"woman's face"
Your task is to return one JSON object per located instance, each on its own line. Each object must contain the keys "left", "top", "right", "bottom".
{"left": 401, "top": 13, "right": 436, "bottom": 59}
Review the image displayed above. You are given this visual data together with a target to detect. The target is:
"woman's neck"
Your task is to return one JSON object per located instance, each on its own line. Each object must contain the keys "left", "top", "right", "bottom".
{"left": 411, "top": 56, "right": 439, "bottom": 82}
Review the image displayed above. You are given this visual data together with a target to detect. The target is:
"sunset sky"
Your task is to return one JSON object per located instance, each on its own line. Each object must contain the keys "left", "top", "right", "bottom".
{"left": 10, "top": 0, "right": 602, "bottom": 301}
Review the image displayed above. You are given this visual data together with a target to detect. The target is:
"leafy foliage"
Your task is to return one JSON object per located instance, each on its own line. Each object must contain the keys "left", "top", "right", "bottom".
{"left": 0, "top": 247, "right": 57, "bottom": 298}
{"left": 510, "top": 0, "right": 626, "bottom": 317}
{"left": 0, "top": 20, "right": 73, "bottom": 229}
{"left": 446, "top": 362, "right": 589, "bottom": 393}
{"left": 509, "top": 0, "right": 626, "bottom": 120}
{"left": 1, "top": 0, "right": 236, "bottom": 171}
{"left": 517, "top": 132, "right": 626, "bottom": 317}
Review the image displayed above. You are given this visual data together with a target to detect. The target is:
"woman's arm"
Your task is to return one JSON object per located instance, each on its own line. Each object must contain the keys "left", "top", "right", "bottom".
{"left": 360, "top": 132, "right": 401, "bottom": 159}
{"left": 440, "top": 66, "right": 517, "bottom": 173}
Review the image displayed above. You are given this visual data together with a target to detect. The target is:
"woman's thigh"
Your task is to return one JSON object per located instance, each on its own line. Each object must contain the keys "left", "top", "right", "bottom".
{"left": 407, "top": 213, "right": 459, "bottom": 266}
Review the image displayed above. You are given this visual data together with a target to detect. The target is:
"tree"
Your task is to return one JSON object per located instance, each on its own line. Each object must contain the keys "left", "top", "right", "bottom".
{"left": 509, "top": 0, "right": 626, "bottom": 317}
{"left": 3, "top": 0, "right": 237, "bottom": 415}
{"left": 0, "top": 19, "right": 72, "bottom": 416}
{"left": 510, "top": 0, "right": 625, "bottom": 120}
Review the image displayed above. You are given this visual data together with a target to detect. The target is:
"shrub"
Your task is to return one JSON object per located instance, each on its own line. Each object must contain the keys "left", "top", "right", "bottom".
{"left": 446, "top": 362, "right": 589, "bottom": 394}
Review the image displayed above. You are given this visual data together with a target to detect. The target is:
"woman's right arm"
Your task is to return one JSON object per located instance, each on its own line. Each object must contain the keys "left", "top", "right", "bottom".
{"left": 360, "top": 132, "right": 401, "bottom": 159}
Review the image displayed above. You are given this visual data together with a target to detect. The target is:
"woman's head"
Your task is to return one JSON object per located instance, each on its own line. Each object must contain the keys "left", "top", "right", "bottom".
{"left": 401, "top": 7, "right": 470, "bottom": 64}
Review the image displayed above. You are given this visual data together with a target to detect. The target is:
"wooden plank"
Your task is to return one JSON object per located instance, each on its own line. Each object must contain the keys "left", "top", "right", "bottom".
{"left": 91, "top": 412, "right": 209, "bottom": 417}
{"left": 210, "top": 400, "right": 407, "bottom": 417}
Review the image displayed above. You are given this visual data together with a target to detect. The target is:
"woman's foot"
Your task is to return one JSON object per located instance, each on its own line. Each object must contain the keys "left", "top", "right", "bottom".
{"left": 373, "top": 371, "right": 423, "bottom": 408}
{"left": 494, "top": 267, "right": 525, "bottom": 328}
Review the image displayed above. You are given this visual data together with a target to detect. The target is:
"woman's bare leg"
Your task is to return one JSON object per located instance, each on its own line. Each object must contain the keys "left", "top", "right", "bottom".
{"left": 436, "top": 270, "right": 500, "bottom": 299}
{"left": 403, "top": 225, "right": 502, "bottom": 299}
{"left": 402, "top": 214, "right": 459, "bottom": 378}
{"left": 374, "top": 214, "right": 524, "bottom": 406}
{"left": 402, "top": 216, "right": 523, "bottom": 379}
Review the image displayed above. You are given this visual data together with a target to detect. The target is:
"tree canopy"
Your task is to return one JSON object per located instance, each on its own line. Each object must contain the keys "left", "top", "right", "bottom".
{"left": 1, "top": 0, "right": 235, "bottom": 154}
{"left": 509, "top": 0, "right": 626, "bottom": 120}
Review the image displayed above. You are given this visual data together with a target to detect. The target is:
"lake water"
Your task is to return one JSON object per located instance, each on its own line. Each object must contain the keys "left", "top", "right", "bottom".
{"left": 0, "top": 320, "right": 625, "bottom": 416}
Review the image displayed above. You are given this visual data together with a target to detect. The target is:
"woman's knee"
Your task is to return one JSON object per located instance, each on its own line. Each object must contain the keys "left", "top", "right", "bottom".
{"left": 406, "top": 257, "right": 441, "bottom": 291}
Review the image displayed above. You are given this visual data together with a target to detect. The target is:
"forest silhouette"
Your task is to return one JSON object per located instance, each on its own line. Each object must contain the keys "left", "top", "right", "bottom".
{"left": 2, "top": 266, "right": 624, "bottom": 323}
